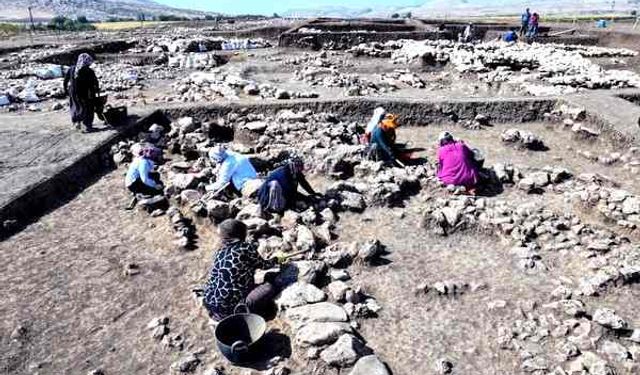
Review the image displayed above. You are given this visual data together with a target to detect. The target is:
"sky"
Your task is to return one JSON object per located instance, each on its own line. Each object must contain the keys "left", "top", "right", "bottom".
{"left": 153, "top": 0, "right": 423, "bottom": 15}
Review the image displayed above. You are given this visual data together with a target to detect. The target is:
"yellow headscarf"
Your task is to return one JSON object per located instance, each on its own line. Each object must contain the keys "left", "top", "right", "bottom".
{"left": 380, "top": 114, "right": 399, "bottom": 131}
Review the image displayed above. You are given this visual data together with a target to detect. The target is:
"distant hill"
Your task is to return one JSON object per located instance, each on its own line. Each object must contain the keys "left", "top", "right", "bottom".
{"left": 284, "top": 0, "right": 637, "bottom": 19}
{"left": 0, "top": 0, "right": 216, "bottom": 22}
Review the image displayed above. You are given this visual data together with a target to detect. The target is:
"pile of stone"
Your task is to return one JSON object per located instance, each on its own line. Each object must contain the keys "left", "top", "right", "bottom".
{"left": 498, "top": 299, "right": 639, "bottom": 374}
{"left": 136, "top": 36, "right": 271, "bottom": 54}
{"left": 501, "top": 128, "right": 546, "bottom": 150}
{"left": 165, "top": 70, "right": 317, "bottom": 103}
{"left": 350, "top": 39, "right": 640, "bottom": 93}
{"left": 379, "top": 69, "right": 426, "bottom": 89}
{"left": 167, "top": 53, "right": 227, "bottom": 70}
{"left": 293, "top": 66, "right": 392, "bottom": 97}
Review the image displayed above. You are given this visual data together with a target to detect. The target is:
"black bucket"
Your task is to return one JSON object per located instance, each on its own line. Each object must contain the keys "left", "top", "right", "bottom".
{"left": 215, "top": 305, "right": 266, "bottom": 364}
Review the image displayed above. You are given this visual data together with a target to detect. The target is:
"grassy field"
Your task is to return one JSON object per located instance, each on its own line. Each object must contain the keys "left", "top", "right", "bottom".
{"left": 0, "top": 23, "right": 21, "bottom": 37}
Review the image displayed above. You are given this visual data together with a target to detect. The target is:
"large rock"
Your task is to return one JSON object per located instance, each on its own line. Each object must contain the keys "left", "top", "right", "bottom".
{"left": 172, "top": 173, "right": 198, "bottom": 190}
{"left": 320, "top": 334, "right": 369, "bottom": 367}
{"left": 340, "top": 191, "right": 366, "bottom": 212}
{"left": 295, "top": 322, "right": 352, "bottom": 347}
{"left": 622, "top": 197, "right": 640, "bottom": 215}
{"left": 286, "top": 302, "right": 348, "bottom": 323}
{"left": 568, "top": 352, "right": 615, "bottom": 375}
{"left": 296, "top": 225, "right": 316, "bottom": 252}
{"left": 593, "top": 308, "right": 627, "bottom": 330}
{"left": 276, "top": 282, "right": 326, "bottom": 309}
{"left": 276, "top": 260, "right": 327, "bottom": 286}
{"left": 205, "top": 200, "right": 231, "bottom": 221}
{"left": 349, "top": 355, "right": 390, "bottom": 375}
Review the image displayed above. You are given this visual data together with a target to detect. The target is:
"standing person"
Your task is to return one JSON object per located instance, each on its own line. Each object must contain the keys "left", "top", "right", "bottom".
{"left": 368, "top": 113, "right": 403, "bottom": 166}
{"left": 63, "top": 53, "right": 100, "bottom": 132}
{"left": 257, "top": 158, "right": 319, "bottom": 215}
{"left": 520, "top": 8, "right": 531, "bottom": 37}
{"left": 125, "top": 145, "right": 163, "bottom": 209}
{"left": 203, "top": 219, "right": 285, "bottom": 321}
{"left": 208, "top": 145, "right": 262, "bottom": 197}
{"left": 527, "top": 13, "right": 540, "bottom": 38}
{"left": 436, "top": 131, "right": 480, "bottom": 195}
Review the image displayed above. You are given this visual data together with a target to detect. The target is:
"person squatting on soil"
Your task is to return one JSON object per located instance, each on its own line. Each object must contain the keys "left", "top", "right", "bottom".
{"left": 257, "top": 157, "right": 320, "bottom": 215}
{"left": 367, "top": 113, "right": 404, "bottom": 167}
{"left": 125, "top": 145, "right": 164, "bottom": 196}
{"left": 362, "top": 106, "right": 386, "bottom": 143}
{"left": 436, "top": 131, "right": 480, "bottom": 195}
{"left": 63, "top": 53, "right": 100, "bottom": 132}
{"left": 203, "top": 219, "right": 285, "bottom": 321}
{"left": 208, "top": 145, "right": 262, "bottom": 198}
{"left": 503, "top": 29, "right": 519, "bottom": 43}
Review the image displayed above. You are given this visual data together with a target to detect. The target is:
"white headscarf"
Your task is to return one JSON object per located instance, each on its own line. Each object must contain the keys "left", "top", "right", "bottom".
{"left": 365, "top": 107, "right": 386, "bottom": 134}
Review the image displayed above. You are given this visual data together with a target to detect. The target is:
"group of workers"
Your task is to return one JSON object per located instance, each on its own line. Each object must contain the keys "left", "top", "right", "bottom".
{"left": 503, "top": 8, "right": 541, "bottom": 42}
{"left": 123, "top": 106, "right": 483, "bottom": 322}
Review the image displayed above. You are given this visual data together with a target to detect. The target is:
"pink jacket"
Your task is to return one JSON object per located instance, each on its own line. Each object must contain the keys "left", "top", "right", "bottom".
{"left": 437, "top": 142, "right": 479, "bottom": 188}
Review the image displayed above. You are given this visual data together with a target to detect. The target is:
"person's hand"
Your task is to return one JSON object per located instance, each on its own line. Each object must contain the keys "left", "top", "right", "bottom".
{"left": 272, "top": 251, "right": 290, "bottom": 265}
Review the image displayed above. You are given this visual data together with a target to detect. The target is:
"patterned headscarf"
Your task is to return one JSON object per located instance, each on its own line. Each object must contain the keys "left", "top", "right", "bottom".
{"left": 208, "top": 145, "right": 228, "bottom": 164}
{"left": 74, "top": 53, "right": 94, "bottom": 78}
{"left": 380, "top": 114, "right": 399, "bottom": 131}
{"left": 141, "top": 145, "right": 161, "bottom": 161}
{"left": 288, "top": 157, "right": 305, "bottom": 176}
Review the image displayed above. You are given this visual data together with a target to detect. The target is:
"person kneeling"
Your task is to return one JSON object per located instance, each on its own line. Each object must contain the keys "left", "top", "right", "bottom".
{"left": 368, "top": 113, "right": 404, "bottom": 167}
{"left": 436, "top": 131, "right": 480, "bottom": 195}
{"left": 125, "top": 145, "right": 163, "bottom": 209}
{"left": 208, "top": 145, "right": 262, "bottom": 198}
{"left": 203, "top": 220, "right": 283, "bottom": 321}
{"left": 258, "top": 158, "right": 320, "bottom": 215}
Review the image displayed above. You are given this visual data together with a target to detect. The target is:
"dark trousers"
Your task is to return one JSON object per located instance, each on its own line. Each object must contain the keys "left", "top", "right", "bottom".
{"left": 246, "top": 282, "right": 278, "bottom": 317}
{"left": 127, "top": 178, "right": 160, "bottom": 196}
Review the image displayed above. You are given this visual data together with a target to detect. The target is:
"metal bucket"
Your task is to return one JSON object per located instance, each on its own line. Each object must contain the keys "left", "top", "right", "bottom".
{"left": 214, "top": 305, "right": 266, "bottom": 364}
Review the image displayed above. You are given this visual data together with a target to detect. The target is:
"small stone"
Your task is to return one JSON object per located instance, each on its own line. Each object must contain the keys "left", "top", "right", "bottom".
{"left": 147, "top": 316, "right": 169, "bottom": 329}
{"left": 349, "top": 355, "right": 390, "bottom": 375}
{"left": 152, "top": 325, "right": 169, "bottom": 340}
{"left": 327, "top": 281, "right": 350, "bottom": 302}
{"left": 330, "top": 269, "right": 350, "bottom": 281}
{"left": 10, "top": 325, "right": 27, "bottom": 340}
{"left": 170, "top": 354, "right": 200, "bottom": 373}
{"left": 434, "top": 358, "right": 454, "bottom": 374}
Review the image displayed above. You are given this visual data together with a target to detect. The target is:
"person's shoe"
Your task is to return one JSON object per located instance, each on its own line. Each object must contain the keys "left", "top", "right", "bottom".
{"left": 74, "top": 122, "right": 81, "bottom": 130}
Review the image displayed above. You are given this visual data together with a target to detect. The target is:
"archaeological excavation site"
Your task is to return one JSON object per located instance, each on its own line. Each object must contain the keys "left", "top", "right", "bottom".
{"left": 2, "top": 15, "right": 640, "bottom": 375}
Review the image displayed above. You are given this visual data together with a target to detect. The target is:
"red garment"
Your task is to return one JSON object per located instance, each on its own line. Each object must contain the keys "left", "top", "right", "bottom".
{"left": 437, "top": 141, "right": 479, "bottom": 188}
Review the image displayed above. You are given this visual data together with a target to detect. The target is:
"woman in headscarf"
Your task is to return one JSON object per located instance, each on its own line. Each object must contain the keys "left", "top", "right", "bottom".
{"left": 436, "top": 131, "right": 479, "bottom": 195}
{"left": 257, "top": 157, "right": 319, "bottom": 215}
{"left": 63, "top": 53, "right": 100, "bottom": 132}
{"left": 125, "top": 145, "right": 163, "bottom": 208}
{"left": 363, "top": 107, "right": 386, "bottom": 143}
{"left": 368, "top": 113, "right": 402, "bottom": 166}
{"left": 208, "top": 145, "right": 262, "bottom": 198}
{"left": 203, "top": 219, "right": 284, "bottom": 320}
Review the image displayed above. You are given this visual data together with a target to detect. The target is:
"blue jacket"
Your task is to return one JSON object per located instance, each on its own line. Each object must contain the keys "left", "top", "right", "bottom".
{"left": 522, "top": 12, "right": 531, "bottom": 24}
{"left": 503, "top": 31, "right": 518, "bottom": 42}
{"left": 125, "top": 157, "right": 159, "bottom": 189}
{"left": 210, "top": 151, "right": 258, "bottom": 192}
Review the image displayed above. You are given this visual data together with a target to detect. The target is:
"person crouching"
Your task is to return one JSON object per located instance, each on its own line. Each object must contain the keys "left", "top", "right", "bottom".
{"left": 208, "top": 145, "right": 262, "bottom": 198}
{"left": 203, "top": 219, "right": 284, "bottom": 321}
{"left": 125, "top": 146, "right": 163, "bottom": 209}
{"left": 436, "top": 131, "right": 480, "bottom": 195}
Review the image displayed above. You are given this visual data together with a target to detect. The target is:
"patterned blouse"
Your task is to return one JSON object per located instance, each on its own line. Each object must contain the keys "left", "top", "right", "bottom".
{"left": 203, "top": 240, "right": 276, "bottom": 319}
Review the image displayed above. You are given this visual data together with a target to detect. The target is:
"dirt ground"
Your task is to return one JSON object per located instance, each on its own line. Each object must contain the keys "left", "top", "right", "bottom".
{"left": 0, "top": 167, "right": 297, "bottom": 375}
{"left": 2, "top": 121, "right": 639, "bottom": 374}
